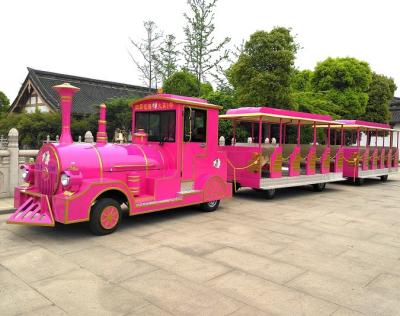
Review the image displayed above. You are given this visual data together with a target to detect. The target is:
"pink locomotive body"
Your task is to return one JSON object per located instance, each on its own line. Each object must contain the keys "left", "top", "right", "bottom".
{"left": 8, "top": 84, "right": 231, "bottom": 234}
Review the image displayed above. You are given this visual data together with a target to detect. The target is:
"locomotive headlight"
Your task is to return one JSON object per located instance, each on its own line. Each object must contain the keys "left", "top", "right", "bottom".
{"left": 61, "top": 173, "right": 70, "bottom": 187}
{"left": 22, "top": 168, "right": 30, "bottom": 181}
{"left": 20, "top": 164, "right": 34, "bottom": 184}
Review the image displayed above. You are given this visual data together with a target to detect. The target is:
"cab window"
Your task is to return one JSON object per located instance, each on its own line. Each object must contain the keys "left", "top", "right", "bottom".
{"left": 135, "top": 111, "right": 176, "bottom": 142}
{"left": 184, "top": 108, "right": 207, "bottom": 142}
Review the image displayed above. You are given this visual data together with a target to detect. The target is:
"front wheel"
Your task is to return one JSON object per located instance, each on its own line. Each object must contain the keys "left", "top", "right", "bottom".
{"left": 90, "top": 198, "right": 122, "bottom": 235}
{"left": 380, "top": 175, "right": 388, "bottom": 182}
{"left": 312, "top": 182, "right": 326, "bottom": 192}
{"left": 200, "top": 200, "right": 220, "bottom": 212}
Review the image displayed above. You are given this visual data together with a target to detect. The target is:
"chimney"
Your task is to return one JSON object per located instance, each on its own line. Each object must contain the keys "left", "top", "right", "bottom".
{"left": 96, "top": 103, "right": 108, "bottom": 144}
{"left": 53, "top": 83, "right": 80, "bottom": 144}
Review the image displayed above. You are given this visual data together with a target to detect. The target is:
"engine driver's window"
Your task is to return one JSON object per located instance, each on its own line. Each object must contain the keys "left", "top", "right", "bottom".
{"left": 135, "top": 111, "right": 176, "bottom": 142}
{"left": 184, "top": 108, "right": 207, "bottom": 142}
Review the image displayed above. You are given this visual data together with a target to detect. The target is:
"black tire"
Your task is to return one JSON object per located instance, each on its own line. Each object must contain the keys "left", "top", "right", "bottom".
{"left": 232, "top": 182, "right": 241, "bottom": 195}
{"left": 312, "top": 182, "right": 326, "bottom": 192}
{"left": 264, "top": 189, "right": 276, "bottom": 199}
{"left": 200, "top": 200, "right": 220, "bottom": 212}
{"left": 380, "top": 175, "right": 388, "bottom": 182}
{"left": 89, "top": 198, "right": 122, "bottom": 235}
{"left": 355, "top": 177, "right": 364, "bottom": 186}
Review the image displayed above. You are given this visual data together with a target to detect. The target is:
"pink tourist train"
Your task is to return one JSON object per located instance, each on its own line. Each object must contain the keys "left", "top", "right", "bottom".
{"left": 6, "top": 82, "right": 400, "bottom": 234}
{"left": 8, "top": 83, "right": 232, "bottom": 234}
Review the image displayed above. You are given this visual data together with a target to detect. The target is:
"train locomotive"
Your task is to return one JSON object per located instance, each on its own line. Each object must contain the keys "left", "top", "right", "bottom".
{"left": 7, "top": 83, "right": 232, "bottom": 235}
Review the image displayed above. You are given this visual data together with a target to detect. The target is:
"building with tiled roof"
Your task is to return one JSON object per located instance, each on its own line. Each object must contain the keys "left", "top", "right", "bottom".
{"left": 390, "top": 96, "right": 400, "bottom": 128}
{"left": 9, "top": 68, "right": 153, "bottom": 114}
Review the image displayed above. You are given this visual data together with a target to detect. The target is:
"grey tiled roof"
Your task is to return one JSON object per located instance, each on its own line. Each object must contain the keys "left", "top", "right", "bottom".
{"left": 390, "top": 97, "right": 400, "bottom": 124}
{"left": 13, "top": 68, "right": 153, "bottom": 114}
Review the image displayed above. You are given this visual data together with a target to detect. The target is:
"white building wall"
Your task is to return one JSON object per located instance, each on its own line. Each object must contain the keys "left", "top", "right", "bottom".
{"left": 359, "top": 123, "right": 400, "bottom": 147}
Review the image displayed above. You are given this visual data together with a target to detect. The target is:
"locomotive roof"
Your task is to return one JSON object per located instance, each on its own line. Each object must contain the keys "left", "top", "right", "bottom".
{"left": 219, "top": 106, "right": 338, "bottom": 125}
{"left": 131, "top": 94, "right": 223, "bottom": 110}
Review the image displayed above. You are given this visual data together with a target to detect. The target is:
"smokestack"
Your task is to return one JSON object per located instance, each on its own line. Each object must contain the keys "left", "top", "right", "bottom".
{"left": 96, "top": 103, "right": 108, "bottom": 144}
{"left": 53, "top": 83, "right": 80, "bottom": 144}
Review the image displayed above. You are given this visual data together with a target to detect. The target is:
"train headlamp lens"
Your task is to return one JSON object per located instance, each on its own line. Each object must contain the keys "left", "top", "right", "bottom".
{"left": 61, "top": 173, "right": 70, "bottom": 187}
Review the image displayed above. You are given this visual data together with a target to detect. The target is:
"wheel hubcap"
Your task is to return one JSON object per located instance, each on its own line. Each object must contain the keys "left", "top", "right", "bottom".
{"left": 208, "top": 200, "right": 218, "bottom": 208}
{"left": 100, "top": 206, "right": 119, "bottom": 229}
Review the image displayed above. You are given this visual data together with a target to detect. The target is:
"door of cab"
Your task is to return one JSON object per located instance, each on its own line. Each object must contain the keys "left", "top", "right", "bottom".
{"left": 181, "top": 107, "right": 208, "bottom": 180}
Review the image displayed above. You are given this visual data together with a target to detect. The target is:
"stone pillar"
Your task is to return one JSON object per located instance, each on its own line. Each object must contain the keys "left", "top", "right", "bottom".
{"left": 85, "top": 131, "right": 94, "bottom": 143}
{"left": 219, "top": 136, "right": 225, "bottom": 146}
{"left": 8, "top": 128, "right": 19, "bottom": 197}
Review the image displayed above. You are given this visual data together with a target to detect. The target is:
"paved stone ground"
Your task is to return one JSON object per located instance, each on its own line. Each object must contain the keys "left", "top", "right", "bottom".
{"left": 0, "top": 198, "right": 14, "bottom": 212}
{"left": 1, "top": 174, "right": 400, "bottom": 315}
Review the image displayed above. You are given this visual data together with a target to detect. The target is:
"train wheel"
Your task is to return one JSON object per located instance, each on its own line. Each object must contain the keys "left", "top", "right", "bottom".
{"left": 264, "top": 189, "right": 276, "bottom": 199}
{"left": 200, "top": 200, "right": 220, "bottom": 212}
{"left": 90, "top": 198, "right": 122, "bottom": 235}
{"left": 312, "top": 183, "right": 326, "bottom": 192}
{"left": 380, "top": 175, "right": 388, "bottom": 182}
{"left": 355, "top": 178, "right": 364, "bottom": 186}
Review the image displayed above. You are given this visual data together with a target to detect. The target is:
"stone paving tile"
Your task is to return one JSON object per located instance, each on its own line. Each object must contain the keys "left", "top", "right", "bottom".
{"left": 287, "top": 271, "right": 400, "bottom": 316}
{"left": 208, "top": 270, "right": 338, "bottom": 315}
{"left": 271, "top": 246, "right": 382, "bottom": 285}
{"left": 338, "top": 249, "right": 400, "bottom": 277}
{"left": 331, "top": 307, "right": 364, "bottom": 316}
{"left": 0, "top": 247, "right": 79, "bottom": 283}
{"left": 205, "top": 247, "right": 304, "bottom": 284}
{"left": 63, "top": 246, "right": 157, "bottom": 283}
{"left": 229, "top": 305, "right": 273, "bottom": 315}
{"left": 92, "top": 232, "right": 160, "bottom": 255}
{"left": 136, "top": 246, "right": 230, "bottom": 282}
{"left": 0, "top": 265, "right": 51, "bottom": 316}
{"left": 18, "top": 305, "right": 68, "bottom": 316}
{"left": 365, "top": 273, "right": 400, "bottom": 301}
{"left": 126, "top": 303, "right": 173, "bottom": 315}
{"left": 121, "top": 269, "right": 243, "bottom": 316}
{"left": 316, "top": 233, "right": 400, "bottom": 260}
{"left": 369, "top": 233, "right": 400, "bottom": 248}
{"left": 31, "top": 269, "right": 147, "bottom": 316}
{"left": 144, "top": 229, "right": 222, "bottom": 256}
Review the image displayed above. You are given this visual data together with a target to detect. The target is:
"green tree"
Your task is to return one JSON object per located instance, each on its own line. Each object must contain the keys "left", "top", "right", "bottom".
{"left": 156, "top": 34, "right": 180, "bottom": 83}
{"left": 312, "top": 57, "right": 372, "bottom": 118}
{"left": 163, "top": 70, "right": 199, "bottom": 96}
{"left": 0, "top": 91, "right": 10, "bottom": 112}
{"left": 129, "top": 20, "right": 163, "bottom": 90}
{"left": 205, "top": 87, "right": 237, "bottom": 139}
{"left": 228, "top": 27, "right": 298, "bottom": 108}
{"left": 91, "top": 97, "right": 136, "bottom": 139}
{"left": 183, "top": 0, "right": 230, "bottom": 94}
{"left": 361, "top": 73, "right": 396, "bottom": 123}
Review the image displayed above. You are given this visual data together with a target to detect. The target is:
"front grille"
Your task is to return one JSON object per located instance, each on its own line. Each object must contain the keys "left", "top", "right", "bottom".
{"left": 34, "top": 146, "right": 60, "bottom": 195}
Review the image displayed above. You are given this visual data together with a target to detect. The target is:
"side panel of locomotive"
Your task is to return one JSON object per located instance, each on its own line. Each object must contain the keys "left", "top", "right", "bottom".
{"left": 8, "top": 84, "right": 232, "bottom": 234}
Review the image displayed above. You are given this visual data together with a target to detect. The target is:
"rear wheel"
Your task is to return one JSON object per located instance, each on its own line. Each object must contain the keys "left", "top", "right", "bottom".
{"left": 264, "top": 189, "right": 276, "bottom": 199}
{"left": 90, "top": 198, "right": 122, "bottom": 235}
{"left": 380, "top": 175, "right": 388, "bottom": 182}
{"left": 355, "top": 177, "right": 365, "bottom": 186}
{"left": 200, "top": 200, "right": 220, "bottom": 212}
{"left": 312, "top": 182, "right": 326, "bottom": 192}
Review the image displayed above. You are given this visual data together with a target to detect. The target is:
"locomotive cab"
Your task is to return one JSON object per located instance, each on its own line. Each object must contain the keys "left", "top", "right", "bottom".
{"left": 8, "top": 86, "right": 231, "bottom": 235}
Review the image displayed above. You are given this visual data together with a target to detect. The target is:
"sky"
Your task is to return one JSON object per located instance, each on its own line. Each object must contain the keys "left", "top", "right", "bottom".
{"left": 1, "top": 0, "right": 399, "bottom": 103}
